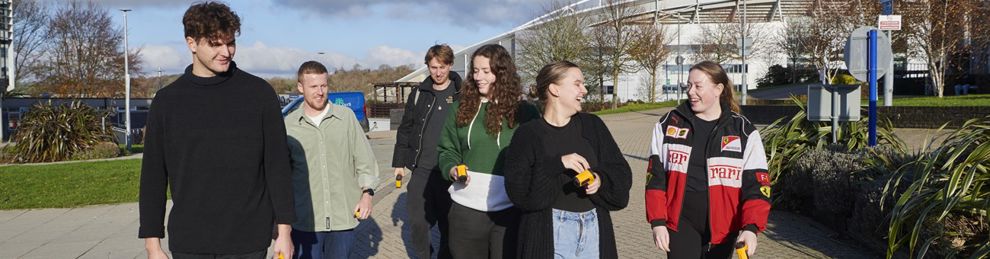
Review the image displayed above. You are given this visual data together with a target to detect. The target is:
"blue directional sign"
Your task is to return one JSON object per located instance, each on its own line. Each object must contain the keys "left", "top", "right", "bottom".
{"left": 880, "top": 0, "right": 893, "bottom": 15}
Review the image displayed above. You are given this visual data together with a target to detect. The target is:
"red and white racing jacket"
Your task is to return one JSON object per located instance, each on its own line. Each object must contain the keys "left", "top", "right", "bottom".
{"left": 645, "top": 104, "right": 771, "bottom": 244}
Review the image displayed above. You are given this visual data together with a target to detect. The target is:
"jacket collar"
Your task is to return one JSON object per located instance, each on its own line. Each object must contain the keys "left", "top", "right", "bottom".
{"left": 673, "top": 101, "right": 733, "bottom": 126}
{"left": 289, "top": 103, "right": 341, "bottom": 126}
{"left": 418, "top": 71, "right": 462, "bottom": 93}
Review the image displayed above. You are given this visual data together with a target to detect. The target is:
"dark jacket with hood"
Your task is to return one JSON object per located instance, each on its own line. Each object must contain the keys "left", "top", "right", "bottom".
{"left": 392, "top": 71, "right": 463, "bottom": 170}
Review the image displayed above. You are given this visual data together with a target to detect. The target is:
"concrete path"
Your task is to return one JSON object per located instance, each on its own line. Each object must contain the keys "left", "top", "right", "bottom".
{"left": 1, "top": 108, "right": 913, "bottom": 258}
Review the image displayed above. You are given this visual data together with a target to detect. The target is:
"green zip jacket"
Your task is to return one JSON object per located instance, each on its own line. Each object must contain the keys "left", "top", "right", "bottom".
{"left": 285, "top": 104, "right": 379, "bottom": 231}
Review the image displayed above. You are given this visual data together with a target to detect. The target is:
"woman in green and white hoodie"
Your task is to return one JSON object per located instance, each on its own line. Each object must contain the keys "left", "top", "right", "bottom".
{"left": 438, "top": 44, "right": 539, "bottom": 259}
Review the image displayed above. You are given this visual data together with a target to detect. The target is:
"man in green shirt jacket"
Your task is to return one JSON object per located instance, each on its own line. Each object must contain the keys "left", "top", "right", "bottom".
{"left": 285, "top": 61, "right": 379, "bottom": 258}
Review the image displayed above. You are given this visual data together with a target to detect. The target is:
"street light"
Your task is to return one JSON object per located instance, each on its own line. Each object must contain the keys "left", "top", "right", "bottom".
{"left": 676, "top": 55, "right": 684, "bottom": 104}
{"left": 121, "top": 8, "right": 132, "bottom": 151}
{"left": 740, "top": 0, "right": 748, "bottom": 105}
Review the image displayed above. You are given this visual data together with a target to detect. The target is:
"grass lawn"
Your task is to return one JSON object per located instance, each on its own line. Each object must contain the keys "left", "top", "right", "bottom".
{"left": 594, "top": 101, "right": 679, "bottom": 115}
{"left": 0, "top": 159, "right": 143, "bottom": 210}
{"left": 887, "top": 94, "right": 990, "bottom": 106}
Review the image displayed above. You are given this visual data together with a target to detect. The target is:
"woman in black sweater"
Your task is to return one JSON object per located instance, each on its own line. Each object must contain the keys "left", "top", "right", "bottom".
{"left": 504, "top": 61, "right": 632, "bottom": 259}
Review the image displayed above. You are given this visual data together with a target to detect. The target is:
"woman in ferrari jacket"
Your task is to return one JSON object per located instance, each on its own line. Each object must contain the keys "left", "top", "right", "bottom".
{"left": 645, "top": 61, "right": 772, "bottom": 258}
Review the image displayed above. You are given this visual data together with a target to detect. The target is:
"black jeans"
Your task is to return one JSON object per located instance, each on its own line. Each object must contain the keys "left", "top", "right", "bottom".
{"left": 447, "top": 202, "right": 518, "bottom": 259}
{"left": 171, "top": 249, "right": 266, "bottom": 259}
{"left": 406, "top": 167, "right": 453, "bottom": 259}
{"left": 667, "top": 191, "right": 735, "bottom": 259}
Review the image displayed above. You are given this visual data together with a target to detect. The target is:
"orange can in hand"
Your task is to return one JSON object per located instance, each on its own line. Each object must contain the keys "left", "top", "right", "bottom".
{"left": 455, "top": 164, "right": 468, "bottom": 183}
{"left": 574, "top": 170, "right": 596, "bottom": 187}
{"left": 735, "top": 242, "right": 748, "bottom": 259}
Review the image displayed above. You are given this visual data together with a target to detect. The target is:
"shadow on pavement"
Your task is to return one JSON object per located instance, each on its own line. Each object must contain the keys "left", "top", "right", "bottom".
{"left": 389, "top": 192, "right": 419, "bottom": 258}
{"left": 352, "top": 215, "right": 383, "bottom": 259}
{"left": 762, "top": 210, "right": 880, "bottom": 258}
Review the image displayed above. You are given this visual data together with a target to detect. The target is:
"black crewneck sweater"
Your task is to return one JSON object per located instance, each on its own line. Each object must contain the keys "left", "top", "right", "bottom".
{"left": 139, "top": 63, "right": 296, "bottom": 254}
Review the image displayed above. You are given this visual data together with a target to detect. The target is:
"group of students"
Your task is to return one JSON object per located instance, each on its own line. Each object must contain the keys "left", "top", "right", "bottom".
{"left": 137, "top": 2, "right": 771, "bottom": 259}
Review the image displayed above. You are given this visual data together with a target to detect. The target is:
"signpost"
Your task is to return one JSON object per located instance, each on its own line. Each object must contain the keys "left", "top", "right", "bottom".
{"left": 880, "top": 0, "right": 893, "bottom": 15}
{"left": 880, "top": 0, "right": 895, "bottom": 107}
{"left": 845, "top": 26, "right": 885, "bottom": 147}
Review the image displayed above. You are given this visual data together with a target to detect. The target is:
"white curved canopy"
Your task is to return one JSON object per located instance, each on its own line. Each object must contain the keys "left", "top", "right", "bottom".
{"left": 396, "top": 0, "right": 814, "bottom": 82}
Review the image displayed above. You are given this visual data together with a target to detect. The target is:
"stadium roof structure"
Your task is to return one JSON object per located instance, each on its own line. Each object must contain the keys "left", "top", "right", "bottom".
{"left": 396, "top": 0, "right": 817, "bottom": 82}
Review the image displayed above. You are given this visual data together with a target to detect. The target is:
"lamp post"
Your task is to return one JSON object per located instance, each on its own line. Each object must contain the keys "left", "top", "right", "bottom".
{"left": 676, "top": 22, "right": 684, "bottom": 104}
{"left": 121, "top": 8, "right": 132, "bottom": 151}
{"left": 740, "top": 0, "right": 748, "bottom": 105}
{"left": 676, "top": 55, "right": 684, "bottom": 104}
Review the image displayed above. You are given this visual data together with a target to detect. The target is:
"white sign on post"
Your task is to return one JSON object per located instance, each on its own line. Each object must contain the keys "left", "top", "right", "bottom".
{"left": 878, "top": 15, "right": 902, "bottom": 31}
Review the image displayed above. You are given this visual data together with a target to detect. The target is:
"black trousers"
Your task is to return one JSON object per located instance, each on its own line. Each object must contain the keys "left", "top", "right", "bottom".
{"left": 406, "top": 167, "right": 453, "bottom": 259}
{"left": 447, "top": 203, "right": 519, "bottom": 259}
{"left": 171, "top": 249, "right": 266, "bottom": 259}
{"left": 667, "top": 191, "right": 736, "bottom": 259}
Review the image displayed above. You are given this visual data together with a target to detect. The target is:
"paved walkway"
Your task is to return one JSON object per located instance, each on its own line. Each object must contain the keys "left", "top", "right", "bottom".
{"left": 1, "top": 108, "right": 902, "bottom": 258}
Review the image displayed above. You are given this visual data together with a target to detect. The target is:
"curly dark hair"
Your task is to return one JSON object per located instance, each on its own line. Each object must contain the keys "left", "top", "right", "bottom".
{"left": 456, "top": 44, "right": 523, "bottom": 135}
{"left": 182, "top": 1, "right": 241, "bottom": 42}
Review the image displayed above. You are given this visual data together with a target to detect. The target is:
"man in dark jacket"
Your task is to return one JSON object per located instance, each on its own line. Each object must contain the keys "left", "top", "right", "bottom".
{"left": 392, "top": 44, "right": 461, "bottom": 259}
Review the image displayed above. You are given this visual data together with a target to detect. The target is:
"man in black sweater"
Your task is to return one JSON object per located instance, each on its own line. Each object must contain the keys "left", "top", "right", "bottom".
{"left": 138, "top": 2, "right": 295, "bottom": 258}
{"left": 392, "top": 44, "right": 461, "bottom": 259}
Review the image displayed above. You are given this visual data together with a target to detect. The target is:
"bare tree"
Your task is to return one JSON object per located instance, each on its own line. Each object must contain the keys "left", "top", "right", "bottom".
{"left": 696, "top": 22, "right": 774, "bottom": 66}
{"left": 903, "top": 0, "right": 983, "bottom": 97}
{"left": 628, "top": 24, "right": 673, "bottom": 102}
{"left": 796, "top": 1, "right": 849, "bottom": 85}
{"left": 775, "top": 17, "right": 813, "bottom": 83}
{"left": 583, "top": 26, "right": 610, "bottom": 102}
{"left": 695, "top": 23, "right": 736, "bottom": 64}
{"left": 33, "top": 1, "right": 142, "bottom": 97}
{"left": 590, "top": 0, "right": 639, "bottom": 108}
{"left": 12, "top": 0, "right": 49, "bottom": 86}
{"left": 517, "top": 1, "right": 590, "bottom": 88}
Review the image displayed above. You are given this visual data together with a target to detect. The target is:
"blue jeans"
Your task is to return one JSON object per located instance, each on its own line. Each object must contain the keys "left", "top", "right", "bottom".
{"left": 552, "top": 208, "right": 599, "bottom": 259}
{"left": 291, "top": 228, "right": 356, "bottom": 259}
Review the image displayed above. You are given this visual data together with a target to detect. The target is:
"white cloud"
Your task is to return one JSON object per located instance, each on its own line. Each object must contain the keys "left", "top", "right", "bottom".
{"left": 271, "top": 0, "right": 546, "bottom": 28}
{"left": 98, "top": 0, "right": 198, "bottom": 9}
{"left": 139, "top": 44, "right": 188, "bottom": 74}
{"left": 365, "top": 45, "right": 422, "bottom": 68}
{"left": 138, "top": 41, "right": 421, "bottom": 77}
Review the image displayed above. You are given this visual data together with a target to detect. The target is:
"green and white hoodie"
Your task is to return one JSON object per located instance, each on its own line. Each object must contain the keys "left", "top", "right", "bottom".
{"left": 438, "top": 100, "right": 539, "bottom": 212}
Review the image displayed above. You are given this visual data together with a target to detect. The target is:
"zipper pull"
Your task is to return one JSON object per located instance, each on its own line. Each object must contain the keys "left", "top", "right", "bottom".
{"left": 325, "top": 217, "right": 331, "bottom": 229}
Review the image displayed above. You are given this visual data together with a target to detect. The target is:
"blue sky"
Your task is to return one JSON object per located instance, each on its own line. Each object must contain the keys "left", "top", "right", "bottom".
{"left": 94, "top": 0, "right": 552, "bottom": 77}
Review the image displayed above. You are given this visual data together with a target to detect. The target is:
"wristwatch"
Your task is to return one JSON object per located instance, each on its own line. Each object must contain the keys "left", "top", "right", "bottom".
{"left": 362, "top": 188, "right": 375, "bottom": 196}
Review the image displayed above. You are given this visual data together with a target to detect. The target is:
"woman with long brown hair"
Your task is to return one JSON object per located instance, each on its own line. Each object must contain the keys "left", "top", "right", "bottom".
{"left": 437, "top": 44, "right": 540, "bottom": 258}
{"left": 645, "top": 61, "right": 771, "bottom": 258}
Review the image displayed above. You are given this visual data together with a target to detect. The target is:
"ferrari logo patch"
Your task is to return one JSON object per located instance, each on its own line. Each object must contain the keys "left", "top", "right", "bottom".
{"left": 760, "top": 186, "right": 772, "bottom": 198}
{"left": 720, "top": 135, "right": 741, "bottom": 153}
{"left": 756, "top": 172, "right": 771, "bottom": 186}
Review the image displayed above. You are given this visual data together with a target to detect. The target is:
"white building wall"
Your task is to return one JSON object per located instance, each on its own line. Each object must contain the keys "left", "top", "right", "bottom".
{"left": 607, "top": 21, "right": 788, "bottom": 102}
